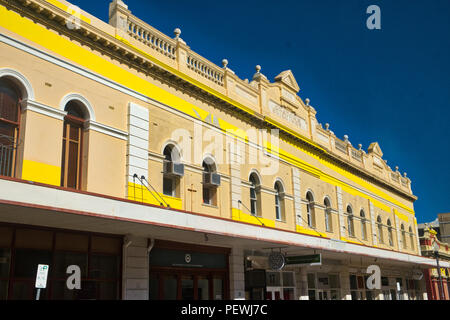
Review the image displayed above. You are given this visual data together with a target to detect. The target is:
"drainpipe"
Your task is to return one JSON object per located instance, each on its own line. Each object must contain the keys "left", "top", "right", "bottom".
{"left": 122, "top": 235, "right": 132, "bottom": 300}
{"left": 147, "top": 238, "right": 155, "bottom": 254}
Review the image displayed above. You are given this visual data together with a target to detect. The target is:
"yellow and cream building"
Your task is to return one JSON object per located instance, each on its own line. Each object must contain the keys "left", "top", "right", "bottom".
{"left": 0, "top": 0, "right": 447, "bottom": 300}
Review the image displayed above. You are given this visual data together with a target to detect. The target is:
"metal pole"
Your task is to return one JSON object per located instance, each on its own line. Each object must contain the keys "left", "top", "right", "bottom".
{"left": 435, "top": 252, "right": 445, "bottom": 300}
{"left": 36, "top": 288, "right": 41, "bottom": 300}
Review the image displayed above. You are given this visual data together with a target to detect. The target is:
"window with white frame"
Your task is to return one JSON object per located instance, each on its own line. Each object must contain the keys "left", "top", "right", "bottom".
{"left": 274, "top": 181, "right": 285, "bottom": 221}
{"left": 306, "top": 191, "right": 315, "bottom": 228}
{"left": 360, "top": 209, "right": 367, "bottom": 240}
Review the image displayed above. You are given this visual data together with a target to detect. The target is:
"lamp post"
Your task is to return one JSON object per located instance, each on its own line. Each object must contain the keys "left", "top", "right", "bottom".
{"left": 432, "top": 240, "right": 445, "bottom": 300}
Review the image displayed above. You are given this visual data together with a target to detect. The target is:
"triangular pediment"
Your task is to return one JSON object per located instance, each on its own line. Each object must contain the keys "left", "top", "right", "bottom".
{"left": 274, "top": 70, "right": 300, "bottom": 93}
{"left": 368, "top": 142, "right": 383, "bottom": 157}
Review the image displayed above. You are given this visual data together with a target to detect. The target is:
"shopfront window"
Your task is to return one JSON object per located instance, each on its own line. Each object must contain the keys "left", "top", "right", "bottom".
{"left": 308, "top": 273, "right": 340, "bottom": 300}
{"left": 0, "top": 224, "right": 122, "bottom": 300}
{"left": 265, "top": 271, "right": 295, "bottom": 300}
{"left": 350, "top": 274, "right": 374, "bottom": 300}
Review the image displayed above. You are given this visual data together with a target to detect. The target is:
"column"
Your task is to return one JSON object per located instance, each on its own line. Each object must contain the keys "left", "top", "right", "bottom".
{"left": 292, "top": 167, "right": 303, "bottom": 227}
{"left": 340, "top": 266, "right": 352, "bottom": 300}
{"left": 336, "top": 186, "right": 346, "bottom": 239}
{"left": 122, "top": 235, "right": 150, "bottom": 300}
{"left": 296, "top": 267, "right": 309, "bottom": 300}
{"left": 369, "top": 201, "right": 378, "bottom": 246}
{"left": 127, "top": 102, "right": 149, "bottom": 199}
{"left": 228, "top": 137, "right": 243, "bottom": 220}
{"left": 229, "top": 247, "right": 245, "bottom": 300}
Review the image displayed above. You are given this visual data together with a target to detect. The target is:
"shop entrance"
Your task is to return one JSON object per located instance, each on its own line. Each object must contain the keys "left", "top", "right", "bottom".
{"left": 150, "top": 270, "right": 226, "bottom": 300}
{"left": 149, "top": 240, "right": 230, "bottom": 300}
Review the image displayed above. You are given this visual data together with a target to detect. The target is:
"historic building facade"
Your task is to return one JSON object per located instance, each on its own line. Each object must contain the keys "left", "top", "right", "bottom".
{"left": 420, "top": 227, "right": 450, "bottom": 300}
{"left": 0, "top": 0, "right": 447, "bottom": 300}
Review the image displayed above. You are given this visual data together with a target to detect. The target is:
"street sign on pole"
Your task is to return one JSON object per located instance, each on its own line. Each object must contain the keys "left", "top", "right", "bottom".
{"left": 35, "top": 264, "right": 49, "bottom": 300}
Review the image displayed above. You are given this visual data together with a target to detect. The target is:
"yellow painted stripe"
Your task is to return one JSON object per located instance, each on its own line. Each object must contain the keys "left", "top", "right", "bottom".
{"left": 296, "top": 225, "right": 328, "bottom": 238}
{"left": 0, "top": 6, "right": 415, "bottom": 217}
{"left": 394, "top": 208, "right": 410, "bottom": 223}
{"left": 45, "top": 0, "right": 91, "bottom": 24}
{"left": 21, "top": 159, "right": 61, "bottom": 186}
{"left": 115, "top": 35, "right": 257, "bottom": 117}
{"left": 264, "top": 140, "right": 413, "bottom": 214}
{"left": 231, "top": 208, "right": 275, "bottom": 228}
{"left": 127, "top": 182, "right": 182, "bottom": 210}
{"left": 265, "top": 116, "right": 326, "bottom": 152}
{"left": 341, "top": 236, "right": 364, "bottom": 245}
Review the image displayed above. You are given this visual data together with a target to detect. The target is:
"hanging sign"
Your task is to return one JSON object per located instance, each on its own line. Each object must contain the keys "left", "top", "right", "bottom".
{"left": 285, "top": 254, "right": 322, "bottom": 266}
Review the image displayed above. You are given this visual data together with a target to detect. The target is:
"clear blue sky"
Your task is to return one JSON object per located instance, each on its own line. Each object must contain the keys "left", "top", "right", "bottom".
{"left": 68, "top": 0, "right": 450, "bottom": 223}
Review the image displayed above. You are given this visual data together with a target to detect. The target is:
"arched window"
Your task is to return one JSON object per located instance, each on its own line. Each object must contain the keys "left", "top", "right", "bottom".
{"left": 249, "top": 172, "right": 261, "bottom": 217}
{"left": 60, "top": 100, "right": 88, "bottom": 189}
{"left": 360, "top": 209, "right": 367, "bottom": 240}
{"left": 401, "top": 224, "right": 407, "bottom": 249}
{"left": 409, "top": 226, "right": 415, "bottom": 251}
{"left": 0, "top": 78, "right": 21, "bottom": 177}
{"left": 306, "top": 191, "right": 315, "bottom": 228}
{"left": 387, "top": 219, "right": 393, "bottom": 246}
{"left": 377, "top": 216, "right": 384, "bottom": 244}
{"left": 274, "top": 181, "right": 285, "bottom": 221}
{"left": 347, "top": 205, "right": 355, "bottom": 237}
{"left": 202, "top": 157, "right": 219, "bottom": 206}
{"left": 162, "top": 144, "right": 182, "bottom": 197}
{"left": 324, "top": 197, "right": 332, "bottom": 232}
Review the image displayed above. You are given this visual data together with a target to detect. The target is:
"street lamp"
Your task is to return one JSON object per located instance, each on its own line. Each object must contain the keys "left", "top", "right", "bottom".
{"left": 432, "top": 240, "right": 445, "bottom": 300}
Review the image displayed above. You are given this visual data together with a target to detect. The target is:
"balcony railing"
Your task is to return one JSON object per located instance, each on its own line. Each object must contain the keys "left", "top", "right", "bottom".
{"left": 351, "top": 149, "right": 362, "bottom": 162}
{"left": 127, "top": 17, "right": 177, "bottom": 60}
{"left": 0, "top": 134, "right": 17, "bottom": 177}
{"left": 335, "top": 139, "right": 347, "bottom": 154}
{"left": 186, "top": 52, "right": 225, "bottom": 86}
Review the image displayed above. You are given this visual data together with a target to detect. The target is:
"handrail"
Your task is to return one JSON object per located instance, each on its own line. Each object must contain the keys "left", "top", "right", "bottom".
{"left": 132, "top": 174, "right": 170, "bottom": 208}
{"left": 140, "top": 175, "right": 170, "bottom": 208}
{"left": 238, "top": 200, "right": 265, "bottom": 226}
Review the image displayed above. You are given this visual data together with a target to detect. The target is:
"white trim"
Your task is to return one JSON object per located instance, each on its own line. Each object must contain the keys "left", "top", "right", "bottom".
{"left": 0, "top": 67, "right": 35, "bottom": 100}
{"left": 0, "top": 34, "right": 415, "bottom": 216}
{"left": 23, "top": 99, "right": 67, "bottom": 120}
{"left": 60, "top": 93, "right": 95, "bottom": 121}
{"left": 87, "top": 120, "right": 128, "bottom": 140}
{"left": 248, "top": 169, "right": 262, "bottom": 185}
{"left": 161, "top": 141, "right": 183, "bottom": 163}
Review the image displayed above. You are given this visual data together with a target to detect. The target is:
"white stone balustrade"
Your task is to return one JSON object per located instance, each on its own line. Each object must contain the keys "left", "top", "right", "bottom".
{"left": 186, "top": 52, "right": 224, "bottom": 86}
{"left": 127, "top": 18, "right": 177, "bottom": 60}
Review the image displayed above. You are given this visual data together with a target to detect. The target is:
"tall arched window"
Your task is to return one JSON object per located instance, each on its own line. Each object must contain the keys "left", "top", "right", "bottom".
{"left": 60, "top": 100, "right": 87, "bottom": 189}
{"left": 401, "top": 224, "right": 407, "bottom": 249}
{"left": 306, "top": 191, "right": 315, "bottom": 228}
{"left": 387, "top": 219, "right": 393, "bottom": 246}
{"left": 0, "top": 78, "right": 21, "bottom": 177}
{"left": 377, "top": 216, "right": 384, "bottom": 244}
{"left": 347, "top": 205, "right": 355, "bottom": 237}
{"left": 409, "top": 226, "right": 415, "bottom": 251}
{"left": 324, "top": 197, "right": 332, "bottom": 232}
{"left": 202, "top": 157, "right": 219, "bottom": 206}
{"left": 360, "top": 209, "right": 367, "bottom": 240}
{"left": 249, "top": 172, "right": 261, "bottom": 217}
{"left": 162, "top": 144, "right": 182, "bottom": 197}
{"left": 274, "top": 181, "right": 285, "bottom": 221}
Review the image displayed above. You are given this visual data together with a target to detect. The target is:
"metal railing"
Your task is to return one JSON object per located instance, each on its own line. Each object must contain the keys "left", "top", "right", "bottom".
{"left": 0, "top": 134, "right": 17, "bottom": 177}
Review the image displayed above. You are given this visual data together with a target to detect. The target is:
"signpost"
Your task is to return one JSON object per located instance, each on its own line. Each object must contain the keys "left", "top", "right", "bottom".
{"left": 35, "top": 264, "right": 49, "bottom": 300}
